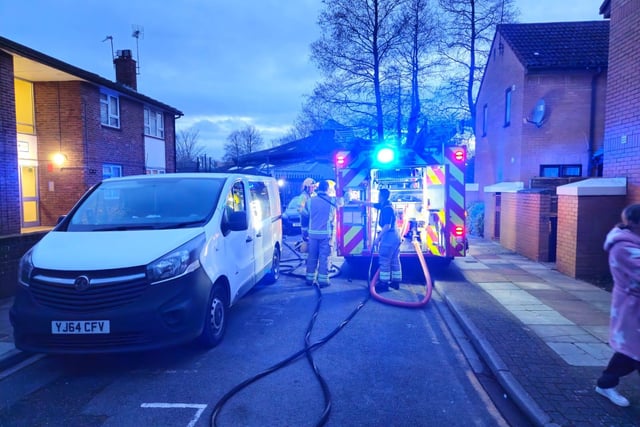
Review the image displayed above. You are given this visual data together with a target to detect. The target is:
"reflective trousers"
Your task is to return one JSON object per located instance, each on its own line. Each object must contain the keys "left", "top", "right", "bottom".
{"left": 306, "top": 236, "right": 332, "bottom": 285}
{"left": 379, "top": 230, "right": 402, "bottom": 284}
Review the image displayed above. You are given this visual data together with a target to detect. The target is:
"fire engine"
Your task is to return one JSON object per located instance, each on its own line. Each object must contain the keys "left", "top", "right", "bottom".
{"left": 334, "top": 144, "right": 467, "bottom": 265}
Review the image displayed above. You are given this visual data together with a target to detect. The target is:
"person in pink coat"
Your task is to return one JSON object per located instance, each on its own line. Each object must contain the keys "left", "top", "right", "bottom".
{"left": 596, "top": 204, "right": 640, "bottom": 407}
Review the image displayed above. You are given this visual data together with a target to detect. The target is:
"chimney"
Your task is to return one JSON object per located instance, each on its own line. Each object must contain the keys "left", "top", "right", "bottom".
{"left": 114, "top": 49, "right": 137, "bottom": 90}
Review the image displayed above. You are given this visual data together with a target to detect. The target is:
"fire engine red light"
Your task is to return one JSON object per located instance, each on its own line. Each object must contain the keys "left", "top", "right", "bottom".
{"left": 336, "top": 155, "right": 345, "bottom": 166}
{"left": 454, "top": 226, "right": 464, "bottom": 236}
{"left": 454, "top": 150, "right": 465, "bottom": 162}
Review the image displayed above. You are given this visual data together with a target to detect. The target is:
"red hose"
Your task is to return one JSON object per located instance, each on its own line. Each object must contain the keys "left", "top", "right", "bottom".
{"left": 370, "top": 240, "right": 433, "bottom": 308}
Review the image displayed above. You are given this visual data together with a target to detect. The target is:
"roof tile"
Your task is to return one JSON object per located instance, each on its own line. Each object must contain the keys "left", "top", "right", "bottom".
{"left": 497, "top": 21, "right": 609, "bottom": 71}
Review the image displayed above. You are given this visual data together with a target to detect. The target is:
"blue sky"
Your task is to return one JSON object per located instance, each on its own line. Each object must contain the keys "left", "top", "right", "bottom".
{"left": 1, "top": 0, "right": 604, "bottom": 159}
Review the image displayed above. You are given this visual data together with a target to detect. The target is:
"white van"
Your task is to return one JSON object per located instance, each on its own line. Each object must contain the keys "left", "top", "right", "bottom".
{"left": 10, "top": 173, "right": 283, "bottom": 354}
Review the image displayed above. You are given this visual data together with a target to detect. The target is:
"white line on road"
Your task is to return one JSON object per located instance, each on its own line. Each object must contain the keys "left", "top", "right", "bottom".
{"left": 140, "top": 403, "right": 207, "bottom": 427}
{"left": 0, "top": 354, "right": 46, "bottom": 381}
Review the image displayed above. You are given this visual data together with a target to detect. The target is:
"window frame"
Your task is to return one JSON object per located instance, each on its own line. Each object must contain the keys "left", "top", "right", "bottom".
{"left": 504, "top": 88, "right": 512, "bottom": 127}
{"left": 539, "top": 164, "right": 582, "bottom": 178}
{"left": 100, "top": 91, "right": 120, "bottom": 128}
{"left": 144, "top": 107, "right": 165, "bottom": 139}
{"left": 102, "top": 163, "right": 123, "bottom": 179}
{"left": 482, "top": 104, "right": 488, "bottom": 137}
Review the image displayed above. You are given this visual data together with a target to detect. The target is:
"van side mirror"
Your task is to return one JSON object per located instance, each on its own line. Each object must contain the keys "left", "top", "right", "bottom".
{"left": 222, "top": 210, "right": 248, "bottom": 235}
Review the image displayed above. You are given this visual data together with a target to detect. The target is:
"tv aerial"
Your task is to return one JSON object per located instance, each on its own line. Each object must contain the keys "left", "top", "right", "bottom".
{"left": 525, "top": 98, "right": 546, "bottom": 128}
{"left": 132, "top": 24, "right": 144, "bottom": 75}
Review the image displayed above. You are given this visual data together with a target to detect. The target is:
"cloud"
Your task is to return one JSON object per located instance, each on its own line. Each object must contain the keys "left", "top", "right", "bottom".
{"left": 177, "top": 114, "right": 293, "bottom": 159}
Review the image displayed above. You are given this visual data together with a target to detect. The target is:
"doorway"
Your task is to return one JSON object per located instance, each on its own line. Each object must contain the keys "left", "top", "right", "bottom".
{"left": 19, "top": 164, "right": 40, "bottom": 227}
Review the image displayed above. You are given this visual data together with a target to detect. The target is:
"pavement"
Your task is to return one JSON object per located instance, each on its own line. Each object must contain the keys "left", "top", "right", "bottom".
{"left": 0, "top": 236, "right": 638, "bottom": 426}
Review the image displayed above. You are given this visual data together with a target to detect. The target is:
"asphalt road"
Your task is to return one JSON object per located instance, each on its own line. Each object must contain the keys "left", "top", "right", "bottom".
{"left": 0, "top": 243, "right": 528, "bottom": 426}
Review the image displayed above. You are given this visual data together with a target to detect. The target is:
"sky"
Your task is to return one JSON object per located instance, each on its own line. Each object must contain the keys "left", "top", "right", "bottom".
{"left": 1, "top": 0, "right": 605, "bottom": 159}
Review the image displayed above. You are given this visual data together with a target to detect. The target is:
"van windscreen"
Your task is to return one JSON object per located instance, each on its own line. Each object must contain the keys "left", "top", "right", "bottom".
{"left": 66, "top": 177, "right": 225, "bottom": 231}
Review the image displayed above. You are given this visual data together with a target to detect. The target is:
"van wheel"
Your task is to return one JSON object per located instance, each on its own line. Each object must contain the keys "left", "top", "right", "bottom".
{"left": 197, "top": 284, "right": 227, "bottom": 348}
{"left": 265, "top": 247, "right": 281, "bottom": 283}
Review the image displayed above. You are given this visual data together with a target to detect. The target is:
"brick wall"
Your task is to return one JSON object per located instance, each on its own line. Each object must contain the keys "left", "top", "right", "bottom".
{"left": 0, "top": 231, "right": 47, "bottom": 298}
{"left": 34, "top": 82, "right": 160, "bottom": 226}
{"left": 35, "top": 82, "right": 88, "bottom": 225}
{"left": 474, "top": 38, "right": 525, "bottom": 193}
{"left": 164, "top": 112, "right": 176, "bottom": 173}
{"left": 499, "top": 193, "right": 518, "bottom": 251}
{"left": 556, "top": 194, "right": 626, "bottom": 280}
{"left": 0, "top": 51, "right": 21, "bottom": 236}
{"left": 515, "top": 191, "right": 552, "bottom": 262}
{"left": 603, "top": 0, "right": 640, "bottom": 203}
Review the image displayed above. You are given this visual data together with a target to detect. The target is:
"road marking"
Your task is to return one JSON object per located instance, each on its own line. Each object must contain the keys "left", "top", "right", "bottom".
{"left": 140, "top": 403, "right": 207, "bottom": 427}
{"left": 0, "top": 354, "right": 46, "bottom": 381}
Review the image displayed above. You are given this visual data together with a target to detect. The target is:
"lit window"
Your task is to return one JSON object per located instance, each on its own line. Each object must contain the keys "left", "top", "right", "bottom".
{"left": 144, "top": 107, "right": 165, "bottom": 138}
{"left": 100, "top": 92, "right": 120, "bottom": 128}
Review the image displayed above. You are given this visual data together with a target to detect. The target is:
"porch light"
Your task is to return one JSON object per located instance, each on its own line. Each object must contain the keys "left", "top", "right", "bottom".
{"left": 52, "top": 152, "right": 67, "bottom": 166}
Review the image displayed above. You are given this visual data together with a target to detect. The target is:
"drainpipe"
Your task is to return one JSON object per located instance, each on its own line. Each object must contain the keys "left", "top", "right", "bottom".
{"left": 587, "top": 67, "right": 603, "bottom": 176}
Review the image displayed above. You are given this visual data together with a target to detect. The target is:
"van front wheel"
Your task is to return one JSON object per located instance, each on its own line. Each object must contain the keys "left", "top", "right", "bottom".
{"left": 264, "top": 247, "right": 281, "bottom": 284}
{"left": 197, "top": 284, "right": 227, "bottom": 348}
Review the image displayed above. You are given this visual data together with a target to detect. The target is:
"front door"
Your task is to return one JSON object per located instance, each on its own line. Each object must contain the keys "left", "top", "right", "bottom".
{"left": 19, "top": 164, "right": 40, "bottom": 227}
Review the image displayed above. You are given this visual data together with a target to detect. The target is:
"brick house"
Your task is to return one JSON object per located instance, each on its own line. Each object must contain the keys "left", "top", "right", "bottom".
{"left": 475, "top": 21, "right": 609, "bottom": 196}
{"left": 0, "top": 36, "right": 183, "bottom": 237}
{"left": 599, "top": 0, "right": 640, "bottom": 200}
{"left": 475, "top": 4, "right": 640, "bottom": 282}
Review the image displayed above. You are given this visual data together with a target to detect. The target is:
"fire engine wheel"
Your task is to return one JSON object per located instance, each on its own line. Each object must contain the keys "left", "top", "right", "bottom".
{"left": 197, "top": 284, "right": 227, "bottom": 348}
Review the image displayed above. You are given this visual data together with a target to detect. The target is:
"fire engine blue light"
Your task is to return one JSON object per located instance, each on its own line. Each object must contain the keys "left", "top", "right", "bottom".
{"left": 376, "top": 147, "right": 395, "bottom": 164}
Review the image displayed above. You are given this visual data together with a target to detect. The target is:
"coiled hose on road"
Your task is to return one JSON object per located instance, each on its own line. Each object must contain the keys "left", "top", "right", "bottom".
{"left": 210, "top": 228, "right": 433, "bottom": 425}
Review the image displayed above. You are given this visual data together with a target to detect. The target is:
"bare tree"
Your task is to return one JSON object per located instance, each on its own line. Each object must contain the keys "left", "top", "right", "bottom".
{"left": 398, "top": 0, "right": 441, "bottom": 146}
{"left": 176, "top": 128, "right": 205, "bottom": 170}
{"left": 223, "top": 125, "right": 265, "bottom": 165}
{"left": 310, "top": 0, "right": 409, "bottom": 143}
{"left": 438, "top": 0, "right": 518, "bottom": 131}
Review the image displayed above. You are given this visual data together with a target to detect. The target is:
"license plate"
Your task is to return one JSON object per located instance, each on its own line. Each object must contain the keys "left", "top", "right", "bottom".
{"left": 51, "top": 320, "right": 110, "bottom": 334}
{"left": 293, "top": 222, "right": 300, "bottom": 227}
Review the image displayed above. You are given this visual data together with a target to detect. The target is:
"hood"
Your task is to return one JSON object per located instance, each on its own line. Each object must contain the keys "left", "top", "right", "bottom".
{"left": 31, "top": 228, "right": 204, "bottom": 270}
{"left": 603, "top": 226, "right": 640, "bottom": 252}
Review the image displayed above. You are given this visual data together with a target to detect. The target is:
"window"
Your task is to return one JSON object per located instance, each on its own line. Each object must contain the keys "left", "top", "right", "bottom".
{"left": 504, "top": 88, "right": 512, "bottom": 127}
{"left": 145, "top": 168, "right": 166, "bottom": 174}
{"left": 100, "top": 92, "right": 120, "bottom": 128}
{"left": 249, "top": 181, "right": 271, "bottom": 221}
{"left": 144, "top": 107, "right": 165, "bottom": 138}
{"left": 540, "top": 164, "right": 582, "bottom": 178}
{"left": 103, "top": 164, "right": 123, "bottom": 179}
{"left": 482, "top": 104, "right": 488, "bottom": 137}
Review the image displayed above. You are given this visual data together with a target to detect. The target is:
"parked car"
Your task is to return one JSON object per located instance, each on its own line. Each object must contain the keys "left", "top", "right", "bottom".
{"left": 282, "top": 195, "right": 303, "bottom": 235}
{"left": 10, "top": 173, "right": 283, "bottom": 354}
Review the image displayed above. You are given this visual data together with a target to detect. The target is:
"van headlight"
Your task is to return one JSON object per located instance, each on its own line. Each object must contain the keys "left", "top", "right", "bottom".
{"left": 18, "top": 248, "right": 34, "bottom": 287}
{"left": 147, "top": 234, "right": 205, "bottom": 284}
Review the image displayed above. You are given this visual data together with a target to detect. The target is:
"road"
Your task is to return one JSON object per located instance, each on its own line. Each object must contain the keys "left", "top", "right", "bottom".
{"left": 0, "top": 242, "right": 531, "bottom": 426}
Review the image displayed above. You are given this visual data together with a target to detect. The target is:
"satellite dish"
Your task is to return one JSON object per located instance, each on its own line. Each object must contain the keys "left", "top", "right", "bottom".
{"left": 527, "top": 99, "right": 546, "bottom": 127}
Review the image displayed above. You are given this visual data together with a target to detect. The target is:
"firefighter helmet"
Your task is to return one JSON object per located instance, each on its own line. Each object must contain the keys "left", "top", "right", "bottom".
{"left": 302, "top": 178, "right": 315, "bottom": 191}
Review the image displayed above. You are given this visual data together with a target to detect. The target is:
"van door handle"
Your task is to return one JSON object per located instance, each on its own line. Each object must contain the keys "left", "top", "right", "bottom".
{"left": 256, "top": 232, "right": 262, "bottom": 238}
{"left": 246, "top": 236, "right": 253, "bottom": 243}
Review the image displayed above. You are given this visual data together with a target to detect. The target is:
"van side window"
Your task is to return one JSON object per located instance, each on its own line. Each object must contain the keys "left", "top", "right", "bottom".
{"left": 226, "top": 181, "right": 246, "bottom": 213}
{"left": 249, "top": 181, "right": 271, "bottom": 221}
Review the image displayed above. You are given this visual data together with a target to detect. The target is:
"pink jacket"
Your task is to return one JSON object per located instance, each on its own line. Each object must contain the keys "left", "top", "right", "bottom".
{"left": 603, "top": 226, "right": 640, "bottom": 361}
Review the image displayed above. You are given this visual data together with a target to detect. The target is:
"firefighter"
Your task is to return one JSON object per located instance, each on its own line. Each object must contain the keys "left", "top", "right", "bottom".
{"left": 297, "top": 178, "right": 316, "bottom": 240}
{"left": 305, "top": 180, "right": 339, "bottom": 287}
{"left": 351, "top": 188, "right": 402, "bottom": 292}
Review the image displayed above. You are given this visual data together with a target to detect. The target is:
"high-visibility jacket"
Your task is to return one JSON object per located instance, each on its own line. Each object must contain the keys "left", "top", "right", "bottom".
{"left": 308, "top": 192, "right": 337, "bottom": 238}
